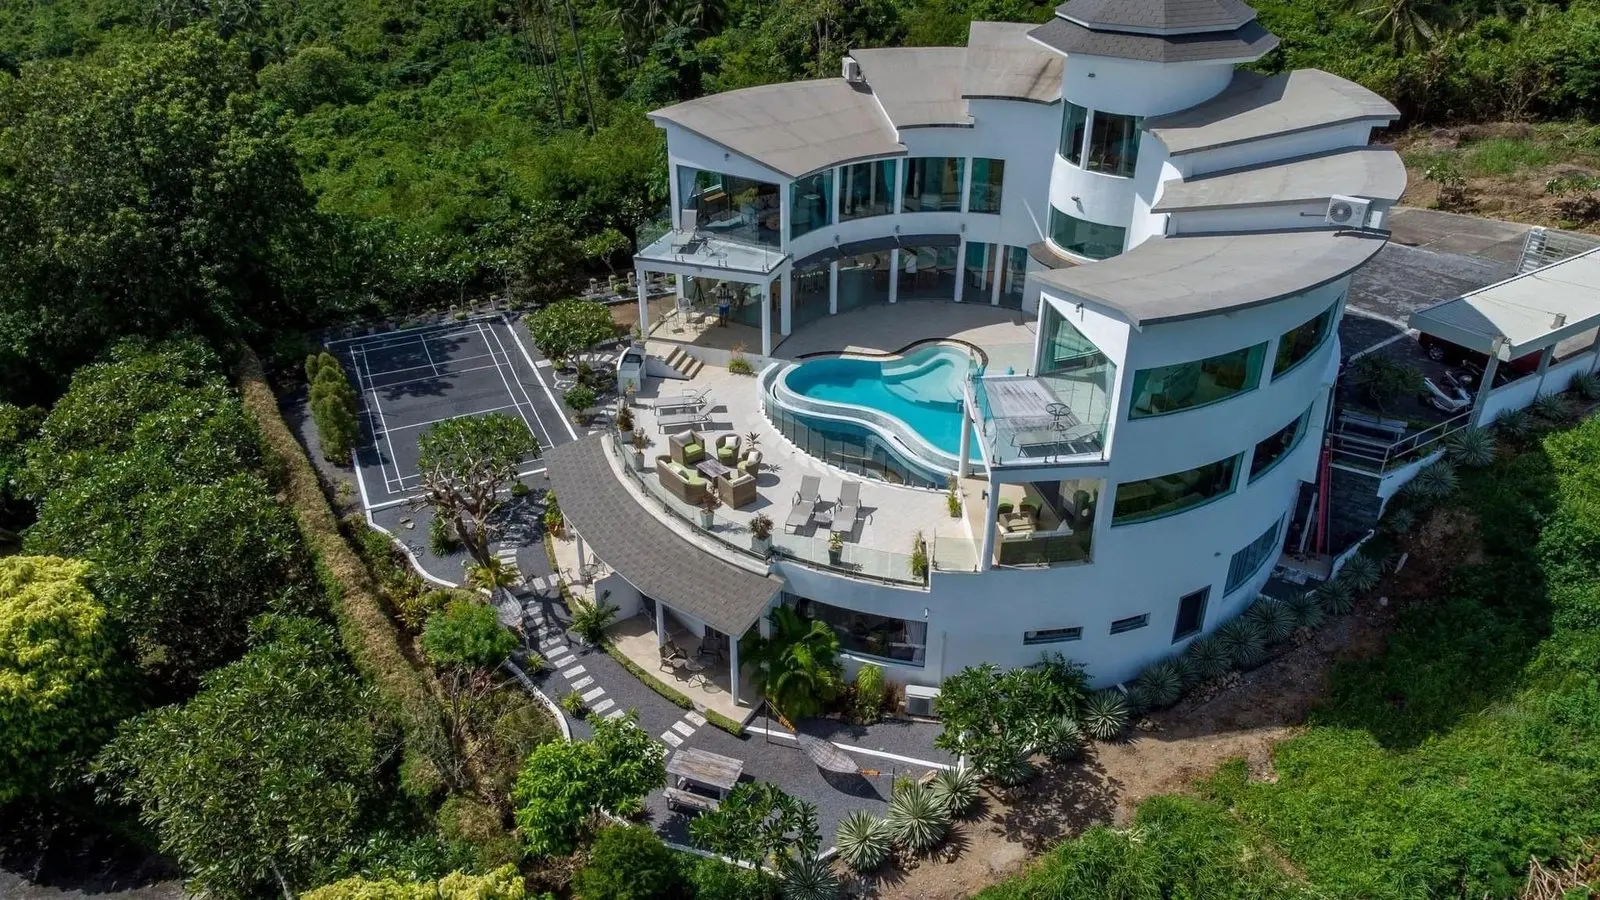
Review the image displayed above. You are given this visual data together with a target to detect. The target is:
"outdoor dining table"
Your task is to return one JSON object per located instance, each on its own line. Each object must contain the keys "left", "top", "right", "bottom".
{"left": 667, "top": 747, "right": 744, "bottom": 799}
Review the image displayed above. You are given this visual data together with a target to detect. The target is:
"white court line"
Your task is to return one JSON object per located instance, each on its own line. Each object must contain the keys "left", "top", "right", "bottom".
{"left": 363, "top": 361, "right": 502, "bottom": 393}
{"left": 502, "top": 314, "right": 580, "bottom": 443}
{"left": 475, "top": 321, "right": 544, "bottom": 449}
{"left": 379, "top": 465, "right": 546, "bottom": 497}
{"left": 419, "top": 332, "right": 442, "bottom": 377}
{"left": 485, "top": 319, "right": 558, "bottom": 451}
{"left": 354, "top": 346, "right": 406, "bottom": 495}
{"left": 327, "top": 316, "right": 500, "bottom": 346}
{"left": 360, "top": 349, "right": 498, "bottom": 381}
{"left": 742, "top": 725, "right": 953, "bottom": 770}
{"left": 382, "top": 404, "right": 522, "bottom": 433}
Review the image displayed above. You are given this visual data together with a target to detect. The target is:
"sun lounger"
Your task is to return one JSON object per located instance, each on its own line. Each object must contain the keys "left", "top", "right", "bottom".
{"left": 657, "top": 407, "right": 711, "bottom": 432}
{"left": 833, "top": 481, "right": 861, "bottom": 532}
{"left": 784, "top": 475, "right": 822, "bottom": 532}
{"left": 657, "top": 387, "right": 713, "bottom": 414}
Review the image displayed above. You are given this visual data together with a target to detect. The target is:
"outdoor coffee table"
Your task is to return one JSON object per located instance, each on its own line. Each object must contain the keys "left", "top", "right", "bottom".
{"left": 696, "top": 459, "right": 732, "bottom": 480}
{"left": 667, "top": 747, "right": 744, "bottom": 799}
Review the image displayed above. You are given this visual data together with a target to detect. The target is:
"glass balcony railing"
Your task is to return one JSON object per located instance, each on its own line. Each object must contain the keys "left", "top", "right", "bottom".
{"left": 605, "top": 430, "right": 928, "bottom": 588}
{"left": 969, "top": 370, "right": 1113, "bottom": 467}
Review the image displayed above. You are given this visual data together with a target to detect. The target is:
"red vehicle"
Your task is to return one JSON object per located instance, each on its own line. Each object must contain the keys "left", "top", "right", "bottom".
{"left": 1417, "top": 332, "right": 1541, "bottom": 383}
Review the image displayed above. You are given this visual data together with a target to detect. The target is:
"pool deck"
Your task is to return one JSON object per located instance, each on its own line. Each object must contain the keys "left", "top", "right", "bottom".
{"left": 626, "top": 302, "right": 1040, "bottom": 574}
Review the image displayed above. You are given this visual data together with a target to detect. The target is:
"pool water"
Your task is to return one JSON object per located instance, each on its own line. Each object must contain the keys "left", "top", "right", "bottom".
{"left": 783, "top": 345, "right": 980, "bottom": 460}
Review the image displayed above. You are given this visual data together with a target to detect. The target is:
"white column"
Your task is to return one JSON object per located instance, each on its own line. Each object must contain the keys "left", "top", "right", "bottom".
{"left": 655, "top": 600, "right": 666, "bottom": 646}
{"left": 574, "top": 532, "right": 588, "bottom": 583}
{"left": 781, "top": 268, "right": 793, "bottom": 336}
{"left": 1469, "top": 352, "right": 1502, "bottom": 427}
{"left": 760, "top": 279, "right": 773, "bottom": 357}
{"left": 991, "top": 246, "right": 1004, "bottom": 306}
{"left": 729, "top": 633, "right": 742, "bottom": 704}
{"left": 958, "top": 404, "right": 972, "bottom": 478}
{"left": 888, "top": 249, "right": 900, "bottom": 304}
{"left": 959, "top": 156, "right": 974, "bottom": 214}
{"left": 636, "top": 271, "right": 650, "bottom": 339}
{"left": 779, "top": 182, "right": 792, "bottom": 252}
{"left": 979, "top": 483, "right": 1000, "bottom": 572}
{"left": 828, "top": 260, "right": 840, "bottom": 315}
{"left": 954, "top": 236, "right": 967, "bottom": 304}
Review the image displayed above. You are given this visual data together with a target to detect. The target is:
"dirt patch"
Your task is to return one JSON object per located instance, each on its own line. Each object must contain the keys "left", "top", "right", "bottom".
{"left": 870, "top": 595, "right": 1400, "bottom": 900}
{"left": 1391, "top": 124, "right": 1600, "bottom": 233}
{"left": 1387, "top": 507, "right": 1482, "bottom": 604}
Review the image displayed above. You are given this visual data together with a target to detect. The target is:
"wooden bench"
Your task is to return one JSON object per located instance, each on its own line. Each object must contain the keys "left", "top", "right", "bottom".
{"left": 664, "top": 787, "right": 720, "bottom": 814}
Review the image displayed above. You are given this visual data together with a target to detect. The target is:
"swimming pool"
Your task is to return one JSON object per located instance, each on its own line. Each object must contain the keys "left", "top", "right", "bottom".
{"left": 771, "top": 343, "right": 982, "bottom": 476}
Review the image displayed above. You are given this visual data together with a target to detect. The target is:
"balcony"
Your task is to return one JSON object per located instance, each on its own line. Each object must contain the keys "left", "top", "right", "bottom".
{"left": 968, "top": 370, "right": 1112, "bottom": 467}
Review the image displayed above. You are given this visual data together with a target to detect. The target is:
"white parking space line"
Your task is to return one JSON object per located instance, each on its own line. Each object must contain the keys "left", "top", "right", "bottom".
{"left": 475, "top": 321, "right": 545, "bottom": 450}
{"left": 353, "top": 346, "right": 405, "bottom": 493}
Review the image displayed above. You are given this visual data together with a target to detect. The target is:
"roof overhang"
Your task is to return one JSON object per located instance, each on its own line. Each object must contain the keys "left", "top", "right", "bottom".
{"left": 545, "top": 436, "right": 780, "bottom": 637}
{"left": 1407, "top": 247, "right": 1600, "bottom": 359}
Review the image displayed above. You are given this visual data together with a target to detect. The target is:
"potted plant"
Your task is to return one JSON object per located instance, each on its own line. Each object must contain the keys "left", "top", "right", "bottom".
{"left": 828, "top": 531, "right": 845, "bottom": 565}
{"left": 616, "top": 404, "right": 634, "bottom": 433}
{"left": 699, "top": 490, "right": 722, "bottom": 529}
{"left": 946, "top": 477, "right": 961, "bottom": 518}
{"left": 629, "top": 429, "right": 651, "bottom": 470}
{"left": 748, "top": 512, "right": 774, "bottom": 556}
{"left": 910, "top": 531, "right": 929, "bottom": 580}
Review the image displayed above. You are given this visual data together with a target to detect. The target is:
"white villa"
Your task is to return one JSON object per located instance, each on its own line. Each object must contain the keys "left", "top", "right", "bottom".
{"left": 547, "top": 0, "right": 1405, "bottom": 719}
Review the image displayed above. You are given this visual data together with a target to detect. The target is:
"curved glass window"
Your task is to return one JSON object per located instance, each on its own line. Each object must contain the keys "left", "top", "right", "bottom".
{"left": 1112, "top": 454, "right": 1241, "bottom": 526}
{"left": 1087, "top": 112, "right": 1141, "bottom": 177}
{"left": 840, "top": 160, "right": 895, "bottom": 221}
{"left": 1048, "top": 206, "right": 1126, "bottom": 261}
{"left": 1129, "top": 343, "right": 1268, "bottom": 418}
{"left": 1059, "top": 102, "right": 1088, "bottom": 165}
{"left": 1225, "top": 517, "right": 1282, "bottom": 594}
{"left": 902, "top": 157, "right": 964, "bottom": 212}
{"left": 789, "top": 170, "right": 833, "bottom": 241}
{"left": 676, "top": 166, "right": 780, "bottom": 247}
{"left": 1249, "top": 406, "right": 1311, "bottom": 482}
{"left": 1273, "top": 300, "right": 1339, "bottom": 378}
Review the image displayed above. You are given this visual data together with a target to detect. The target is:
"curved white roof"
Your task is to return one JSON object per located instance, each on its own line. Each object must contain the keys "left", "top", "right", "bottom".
{"left": 1153, "top": 146, "right": 1407, "bottom": 211}
{"left": 963, "top": 22, "right": 1064, "bottom": 103}
{"left": 851, "top": 47, "right": 972, "bottom": 129}
{"left": 1145, "top": 69, "right": 1399, "bottom": 156}
{"left": 1035, "top": 229, "right": 1389, "bottom": 325}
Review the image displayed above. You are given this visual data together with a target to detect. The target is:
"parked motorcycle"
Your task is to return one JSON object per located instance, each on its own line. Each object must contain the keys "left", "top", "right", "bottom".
{"left": 1422, "top": 368, "right": 1473, "bottom": 413}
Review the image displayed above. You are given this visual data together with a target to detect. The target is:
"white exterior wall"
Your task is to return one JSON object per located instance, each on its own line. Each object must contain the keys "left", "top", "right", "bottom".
{"left": 1061, "top": 57, "right": 1235, "bottom": 117}
{"left": 1171, "top": 120, "right": 1390, "bottom": 179}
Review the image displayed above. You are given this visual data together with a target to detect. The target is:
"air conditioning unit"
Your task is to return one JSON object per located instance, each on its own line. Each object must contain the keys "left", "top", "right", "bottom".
{"left": 842, "top": 57, "right": 863, "bottom": 83}
{"left": 1325, "top": 195, "right": 1372, "bottom": 229}
{"left": 903, "top": 684, "right": 941, "bottom": 718}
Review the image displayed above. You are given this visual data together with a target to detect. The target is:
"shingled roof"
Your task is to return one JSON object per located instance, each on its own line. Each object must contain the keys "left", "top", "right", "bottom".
{"left": 1055, "top": 0, "right": 1257, "bottom": 34}
{"left": 1027, "top": 14, "right": 1277, "bottom": 63}
{"left": 545, "top": 436, "right": 780, "bottom": 636}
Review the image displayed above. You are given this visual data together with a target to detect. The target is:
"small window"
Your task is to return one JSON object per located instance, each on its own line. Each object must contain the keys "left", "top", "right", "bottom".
{"left": 1024, "top": 626, "right": 1082, "bottom": 645}
{"left": 1172, "top": 589, "right": 1208, "bottom": 642}
{"left": 1110, "top": 614, "right": 1149, "bottom": 635}
{"left": 1059, "top": 102, "right": 1089, "bottom": 165}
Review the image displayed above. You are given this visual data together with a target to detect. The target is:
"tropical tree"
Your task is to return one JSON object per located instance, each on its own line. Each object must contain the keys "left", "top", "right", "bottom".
{"left": 526, "top": 298, "right": 619, "bottom": 366}
{"left": 0, "top": 403, "right": 43, "bottom": 544}
{"left": 512, "top": 712, "right": 665, "bottom": 856}
{"left": 747, "top": 605, "right": 843, "bottom": 720}
{"left": 572, "top": 825, "right": 684, "bottom": 900}
{"left": 97, "top": 617, "right": 387, "bottom": 900}
{"left": 689, "top": 781, "right": 821, "bottom": 870}
{"left": 0, "top": 556, "right": 132, "bottom": 802}
{"left": 307, "top": 351, "right": 359, "bottom": 464}
{"left": 415, "top": 414, "right": 541, "bottom": 566}
{"left": 933, "top": 656, "right": 1089, "bottom": 778}
{"left": 466, "top": 557, "right": 521, "bottom": 592}
{"left": 1345, "top": 0, "right": 1445, "bottom": 51}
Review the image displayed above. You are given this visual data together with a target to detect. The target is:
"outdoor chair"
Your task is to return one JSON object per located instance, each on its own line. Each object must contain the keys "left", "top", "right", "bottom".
{"left": 738, "top": 449, "right": 762, "bottom": 476}
{"left": 784, "top": 475, "right": 822, "bottom": 532}
{"left": 716, "top": 470, "right": 757, "bottom": 508}
{"left": 833, "top": 481, "right": 861, "bottom": 532}
{"left": 659, "top": 641, "right": 687, "bottom": 672}
{"left": 669, "top": 430, "right": 706, "bottom": 466}
{"left": 715, "top": 434, "right": 741, "bottom": 464}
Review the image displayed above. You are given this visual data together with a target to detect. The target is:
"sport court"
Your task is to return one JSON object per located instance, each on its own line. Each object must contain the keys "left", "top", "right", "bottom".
{"left": 336, "top": 315, "right": 571, "bottom": 511}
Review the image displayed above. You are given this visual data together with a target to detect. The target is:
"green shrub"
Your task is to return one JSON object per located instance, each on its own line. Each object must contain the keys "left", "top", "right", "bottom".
{"left": 1034, "top": 715, "right": 1086, "bottom": 763}
{"left": 1445, "top": 426, "right": 1496, "bottom": 468}
{"left": 569, "top": 598, "right": 619, "bottom": 646}
{"left": 1532, "top": 392, "right": 1573, "bottom": 424}
{"left": 851, "top": 663, "right": 886, "bottom": 722}
{"left": 991, "top": 752, "right": 1036, "bottom": 788}
{"left": 564, "top": 384, "right": 597, "bottom": 416}
{"left": 436, "top": 794, "right": 520, "bottom": 870}
{"left": 1132, "top": 659, "right": 1184, "bottom": 709}
{"left": 1407, "top": 461, "right": 1459, "bottom": 502}
{"left": 777, "top": 855, "right": 839, "bottom": 900}
{"left": 1081, "top": 689, "right": 1130, "bottom": 741}
{"left": 510, "top": 480, "right": 531, "bottom": 498}
{"left": 1245, "top": 598, "right": 1297, "bottom": 645}
{"left": 1285, "top": 591, "right": 1325, "bottom": 631}
{"left": 1316, "top": 578, "right": 1355, "bottom": 616}
{"left": 930, "top": 765, "right": 982, "bottom": 817}
{"left": 683, "top": 856, "right": 778, "bottom": 900}
{"left": 1337, "top": 553, "right": 1383, "bottom": 594}
{"left": 1216, "top": 618, "right": 1267, "bottom": 669}
{"left": 572, "top": 825, "right": 682, "bottom": 900}
{"left": 1183, "top": 635, "right": 1232, "bottom": 682}
{"left": 727, "top": 351, "right": 755, "bottom": 376}
{"left": 1495, "top": 408, "right": 1535, "bottom": 440}
{"left": 886, "top": 781, "right": 949, "bottom": 853}
{"left": 560, "top": 691, "right": 587, "bottom": 718}
{"left": 834, "top": 811, "right": 892, "bottom": 873}
{"left": 1381, "top": 505, "right": 1416, "bottom": 536}
{"left": 1570, "top": 371, "right": 1600, "bottom": 401}
{"left": 423, "top": 599, "right": 517, "bottom": 670}
{"left": 429, "top": 515, "right": 461, "bottom": 555}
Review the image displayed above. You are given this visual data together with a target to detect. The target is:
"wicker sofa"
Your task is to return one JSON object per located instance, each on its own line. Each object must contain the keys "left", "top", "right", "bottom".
{"left": 656, "top": 456, "right": 710, "bottom": 504}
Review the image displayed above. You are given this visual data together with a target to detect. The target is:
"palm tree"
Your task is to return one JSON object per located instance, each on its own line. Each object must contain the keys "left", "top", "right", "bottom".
{"left": 748, "top": 606, "right": 843, "bottom": 721}
{"left": 466, "top": 557, "right": 518, "bottom": 592}
{"left": 1347, "top": 0, "right": 1443, "bottom": 52}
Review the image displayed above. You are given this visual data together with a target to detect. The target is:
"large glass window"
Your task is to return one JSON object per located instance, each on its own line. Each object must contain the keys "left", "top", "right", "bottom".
{"left": 1059, "top": 101, "right": 1089, "bottom": 165}
{"left": 993, "top": 477, "right": 1099, "bottom": 567}
{"left": 902, "top": 157, "right": 964, "bottom": 213}
{"left": 789, "top": 170, "right": 833, "bottom": 241}
{"left": 1129, "top": 343, "right": 1268, "bottom": 418}
{"left": 676, "top": 166, "right": 781, "bottom": 248}
{"left": 1250, "top": 406, "right": 1311, "bottom": 482}
{"left": 897, "top": 244, "right": 958, "bottom": 301}
{"left": 837, "top": 250, "right": 892, "bottom": 313}
{"left": 999, "top": 246, "right": 1028, "bottom": 309}
{"left": 840, "top": 160, "right": 895, "bottom": 221}
{"left": 1273, "top": 300, "right": 1339, "bottom": 378}
{"left": 964, "top": 241, "right": 997, "bottom": 298}
{"left": 969, "top": 158, "right": 1004, "bottom": 213}
{"left": 792, "top": 595, "right": 926, "bottom": 666}
{"left": 1048, "top": 206, "right": 1126, "bottom": 260}
{"left": 1086, "top": 112, "right": 1141, "bottom": 177}
{"left": 1225, "top": 517, "right": 1283, "bottom": 594}
{"left": 792, "top": 262, "right": 831, "bottom": 331}
{"left": 1112, "top": 454, "right": 1241, "bottom": 525}
{"left": 685, "top": 277, "right": 764, "bottom": 328}
{"left": 1172, "top": 589, "right": 1208, "bottom": 642}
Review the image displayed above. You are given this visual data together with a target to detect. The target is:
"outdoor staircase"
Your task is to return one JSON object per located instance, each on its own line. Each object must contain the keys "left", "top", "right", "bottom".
{"left": 652, "top": 345, "right": 705, "bottom": 380}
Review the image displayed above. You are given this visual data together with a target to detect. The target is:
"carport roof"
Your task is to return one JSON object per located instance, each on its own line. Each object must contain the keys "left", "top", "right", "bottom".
{"left": 545, "top": 436, "right": 781, "bottom": 636}
{"left": 1408, "top": 247, "right": 1600, "bottom": 359}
